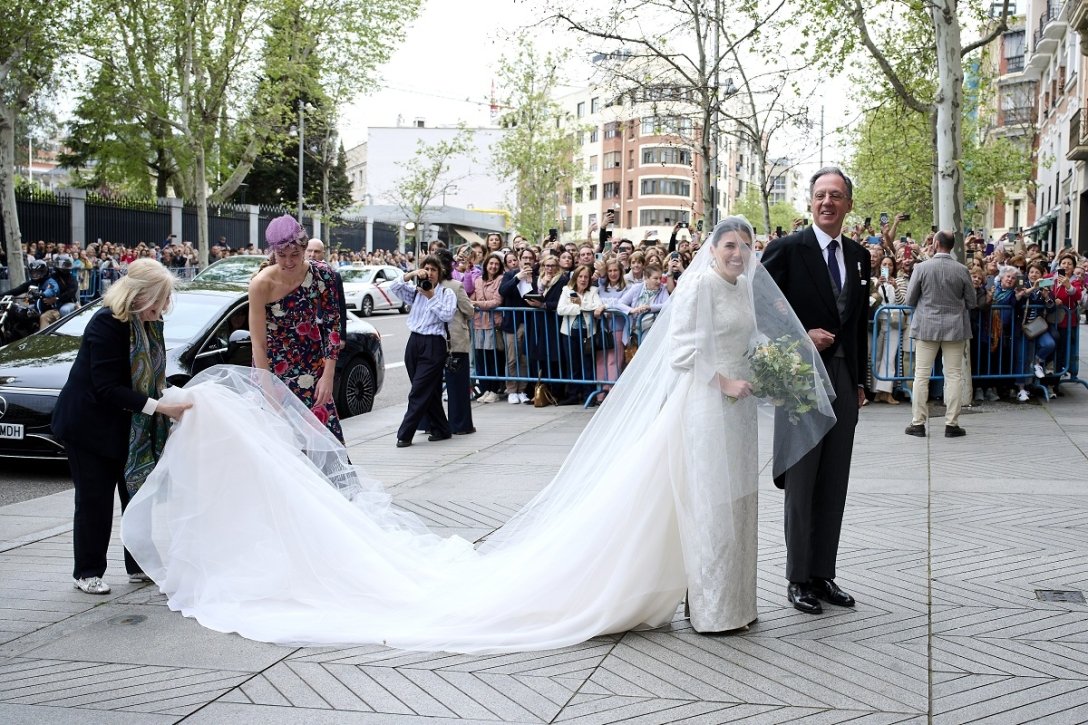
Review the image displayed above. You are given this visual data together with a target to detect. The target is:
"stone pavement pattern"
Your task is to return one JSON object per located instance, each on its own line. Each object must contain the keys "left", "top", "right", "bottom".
{"left": 1, "top": 388, "right": 1087, "bottom": 723}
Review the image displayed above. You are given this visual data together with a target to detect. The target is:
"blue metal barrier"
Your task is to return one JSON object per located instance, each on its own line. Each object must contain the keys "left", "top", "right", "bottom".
{"left": 870, "top": 303, "right": 1088, "bottom": 400}
{"left": 469, "top": 306, "right": 634, "bottom": 408}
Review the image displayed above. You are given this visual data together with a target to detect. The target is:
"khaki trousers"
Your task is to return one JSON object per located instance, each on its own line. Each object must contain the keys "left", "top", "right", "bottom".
{"left": 911, "top": 339, "right": 966, "bottom": 428}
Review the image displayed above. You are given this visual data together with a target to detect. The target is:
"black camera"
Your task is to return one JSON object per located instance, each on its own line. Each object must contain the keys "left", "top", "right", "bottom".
{"left": 418, "top": 279, "right": 433, "bottom": 291}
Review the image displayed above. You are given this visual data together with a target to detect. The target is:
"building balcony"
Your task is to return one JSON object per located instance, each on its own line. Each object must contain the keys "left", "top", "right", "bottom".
{"left": 1066, "top": 106, "right": 1088, "bottom": 160}
{"left": 1072, "top": 0, "right": 1088, "bottom": 54}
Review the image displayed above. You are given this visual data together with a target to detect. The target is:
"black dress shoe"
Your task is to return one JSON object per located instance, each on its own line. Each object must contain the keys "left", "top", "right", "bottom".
{"left": 427, "top": 432, "right": 452, "bottom": 442}
{"left": 395, "top": 439, "right": 412, "bottom": 448}
{"left": 810, "top": 578, "right": 855, "bottom": 607}
{"left": 787, "top": 582, "right": 822, "bottom": 614}
{"left": 944, "top": 424, "right": 966, "bottom": 438}
{"left": 904, "top": 423, "right": 926, "bottom": 437}
{"left": 453, "top": 428, "right": 476, "bottom": 435}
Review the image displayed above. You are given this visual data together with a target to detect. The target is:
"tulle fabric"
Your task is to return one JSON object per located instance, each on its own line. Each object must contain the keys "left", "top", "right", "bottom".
{"left": 121, "top": 217, "right": 835, "bottom": 653}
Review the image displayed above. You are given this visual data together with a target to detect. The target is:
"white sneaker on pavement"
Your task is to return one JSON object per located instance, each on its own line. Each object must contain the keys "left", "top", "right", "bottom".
{"left": 1034, "top": 363, "right": 1045, "bottom": 378}
{"left": 74, "top": 577, "right": 111, "bottom": 594}
{"left": 507, "top": 393, "right": 520, "bottom": 405}
{"left": 517, "top": 392, "right": 530, "bottom": 404}
{"left": 1017, "top": 389, "right": 1030, "bottom": 402}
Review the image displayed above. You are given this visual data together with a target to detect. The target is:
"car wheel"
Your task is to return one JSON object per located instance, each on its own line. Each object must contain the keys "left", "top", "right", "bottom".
{"left": 399, "top": 303, "right": 409, "bottom": 314}
{"left": 337, "top": 357, "right": 375, "bottom": 417}
{"left": 361, "top": 295, "right": 374, "bottom": 317}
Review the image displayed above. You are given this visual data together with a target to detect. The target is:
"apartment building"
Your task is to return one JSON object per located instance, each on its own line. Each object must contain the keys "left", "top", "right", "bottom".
{"left": 1026, "top": 0, "right": 1087, "bottom": 252}
{"left": 558, "top": 55, "right": 757, "bottom": 243}
{"left": 980, "top": 16, "right": 1038, "bottom": 240}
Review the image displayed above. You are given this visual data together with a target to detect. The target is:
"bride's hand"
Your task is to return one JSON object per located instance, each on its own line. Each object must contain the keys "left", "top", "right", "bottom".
{"left": 719, "top": 376, "right": 753, "bottom": 399}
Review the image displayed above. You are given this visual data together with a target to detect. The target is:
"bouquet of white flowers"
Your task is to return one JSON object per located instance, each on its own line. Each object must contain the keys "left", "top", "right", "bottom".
{"left": 747, "top": 336, "right": 822, "bottom": 424}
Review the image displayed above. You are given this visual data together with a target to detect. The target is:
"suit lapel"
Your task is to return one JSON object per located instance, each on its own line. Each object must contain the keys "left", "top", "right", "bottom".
{"left": 800, "top": 229, "right": 839, "bottom": 319}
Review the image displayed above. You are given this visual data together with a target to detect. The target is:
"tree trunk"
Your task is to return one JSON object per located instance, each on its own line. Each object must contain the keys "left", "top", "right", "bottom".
{"left": 0, "top": 106, "right": 26, "bottom": 287}
{"left": 195, "top": 146, "right": 209, "bottom": 268}
{"left": 700, "top": 109, "right": 716, "bottom": 229}
{"left": 755, "top": 143, "right": 772, "bottom": 236}
{"left": 930, "top": 0, "right": 966, "bottom": 258}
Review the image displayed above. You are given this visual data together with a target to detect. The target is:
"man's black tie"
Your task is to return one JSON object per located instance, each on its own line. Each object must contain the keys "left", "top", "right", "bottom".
{"left": 827, "top": 238, "right": 842, "bottom": 293}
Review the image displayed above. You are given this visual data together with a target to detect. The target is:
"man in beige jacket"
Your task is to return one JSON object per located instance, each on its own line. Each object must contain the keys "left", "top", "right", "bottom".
{"left": 904, "top": 230, "right": 977, "bottom": 438}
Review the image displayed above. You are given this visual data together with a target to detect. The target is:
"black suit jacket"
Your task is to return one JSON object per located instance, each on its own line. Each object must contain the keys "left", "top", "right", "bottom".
{"left": 761, "top": 226, "right": 871, "bottom": 389}
{"left": 53, "top": 307, "right": 150, "bottom": 459}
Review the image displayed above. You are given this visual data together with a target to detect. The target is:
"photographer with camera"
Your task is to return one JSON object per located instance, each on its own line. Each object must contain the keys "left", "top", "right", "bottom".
{"left": 5, "top": 260, "right": 61, "bottom": 331}
{"left": 389, "top": 255, "right": 458, "bottom": 448}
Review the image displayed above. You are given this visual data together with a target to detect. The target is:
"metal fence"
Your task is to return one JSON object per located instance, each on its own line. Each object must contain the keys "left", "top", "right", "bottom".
{"left": 183, "top": 204, "right": 251, "bottom": 249}
{"left": 0, "top": 188, "right": 72, "bottom": 247}
{"left": 466, "top": 306, "right": 652, "bottom": 407}
{"left": 85, "top": 193, "right": 171, "bottom": 247}
{"left": 870, "top": 303, "right": 1088, "bottom": 400}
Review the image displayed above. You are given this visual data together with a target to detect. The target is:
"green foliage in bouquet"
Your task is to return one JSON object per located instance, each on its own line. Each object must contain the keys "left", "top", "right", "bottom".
{"left": 747, "top": 336, "right": 821, "bottom": 424}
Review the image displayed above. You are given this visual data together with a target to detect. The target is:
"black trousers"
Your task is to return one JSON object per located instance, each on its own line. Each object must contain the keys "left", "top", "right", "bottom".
{"left": 398, "top": 332, "right": 450, "bottom": 441}
{"left": 783, "top": 356, "right": 857, "bottom": 583}
{"left": 68, "top": 443, "right": 140, "bottom": 579}
{"left": 444, "top": 352, "right": 474, "bottom": 433}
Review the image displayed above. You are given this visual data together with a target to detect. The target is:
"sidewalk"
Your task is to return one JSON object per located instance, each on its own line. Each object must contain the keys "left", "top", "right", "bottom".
{"left": 1, "top": 384, "right": 1087, "bottom": 724}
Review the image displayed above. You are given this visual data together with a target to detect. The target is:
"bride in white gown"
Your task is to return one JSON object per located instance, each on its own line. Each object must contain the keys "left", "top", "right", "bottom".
{"left": 121, "top": 217, "right": 835, "bottom": 653}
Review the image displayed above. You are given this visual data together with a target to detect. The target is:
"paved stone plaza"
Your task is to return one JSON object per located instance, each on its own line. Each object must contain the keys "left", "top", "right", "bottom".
{"left": 1, "top": 380, "right": 1087, "bottom": 723}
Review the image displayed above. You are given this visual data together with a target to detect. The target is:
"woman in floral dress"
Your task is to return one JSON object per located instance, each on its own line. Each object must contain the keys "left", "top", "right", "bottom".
{"left": 249, "top": 215, "right": 344, "bottom": 441}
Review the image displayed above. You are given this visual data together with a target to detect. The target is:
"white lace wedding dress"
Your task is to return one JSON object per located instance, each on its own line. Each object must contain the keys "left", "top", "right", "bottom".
{"left": 121, "top": 218, "right": 834, "bottom": 653}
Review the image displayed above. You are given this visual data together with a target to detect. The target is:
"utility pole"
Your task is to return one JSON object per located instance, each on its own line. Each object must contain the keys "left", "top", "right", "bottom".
{"left": 819, "top": 105, "right": 825, "bottom": 168}
{"left": 297, "top": 100, "right": 306, "bottom": 224}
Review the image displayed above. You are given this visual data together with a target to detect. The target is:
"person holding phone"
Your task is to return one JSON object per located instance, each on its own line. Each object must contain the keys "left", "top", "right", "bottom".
{"left": 869, "top": 256, "right": 904, "bottom": 404}
{"left": 498, "top": 248, "right": 543, "bottom": 404}
{"left": 1047, "top": 253, "right": 1083, "bottom": 377}
{"left": 557, "top": 264, "right": 605, "bottom": 405}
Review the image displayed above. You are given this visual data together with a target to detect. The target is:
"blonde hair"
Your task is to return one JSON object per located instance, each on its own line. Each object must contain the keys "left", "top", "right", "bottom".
{"left": 103, "top": 258, "right": 176, "bottom": 323}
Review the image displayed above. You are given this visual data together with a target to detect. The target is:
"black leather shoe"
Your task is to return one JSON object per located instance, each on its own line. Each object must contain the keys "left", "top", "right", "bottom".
{"left": 395, "top": 439, "right": 412, "bottom": 448}
{"left": 427, "top": 432, "right": 452, "bottom": 442}
{"left": 453, "top": 428, "right": 476, "bottom": 435}
{"left": 810, "top": 578, "right": 855, "bottom": 607}
{"left": 904, "top": 423, "right": 926, "bottom": 437}
{"left": 787, "top": 582, "right": 822, "bottom": 614}
{"left": 944, "top": 425, "right": 966, "bottom": 438}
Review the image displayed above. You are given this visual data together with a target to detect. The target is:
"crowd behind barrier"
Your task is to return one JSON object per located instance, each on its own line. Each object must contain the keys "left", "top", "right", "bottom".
{"left": 871, "top": 304, "right": 1088, "bottom": 404}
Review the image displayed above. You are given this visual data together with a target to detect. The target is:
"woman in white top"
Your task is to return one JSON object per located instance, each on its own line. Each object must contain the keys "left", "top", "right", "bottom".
{"left": 556, "top": 264, "right": 605, "bottom": 405}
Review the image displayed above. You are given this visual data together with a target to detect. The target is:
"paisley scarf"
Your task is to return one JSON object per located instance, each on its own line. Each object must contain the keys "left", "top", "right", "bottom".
{"left": 124, "top": 318, "right": 169, "bottom": 495}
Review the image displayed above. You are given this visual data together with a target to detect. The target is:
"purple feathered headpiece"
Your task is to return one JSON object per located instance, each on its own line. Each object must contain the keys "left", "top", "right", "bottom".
{"left": 265, "top": 214, "right": 308, "bottom": 252}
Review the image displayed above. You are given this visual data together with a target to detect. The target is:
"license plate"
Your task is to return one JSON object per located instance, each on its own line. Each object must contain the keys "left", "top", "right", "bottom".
{"left": 0, "top": 423, "right": 24, "bottom": 440}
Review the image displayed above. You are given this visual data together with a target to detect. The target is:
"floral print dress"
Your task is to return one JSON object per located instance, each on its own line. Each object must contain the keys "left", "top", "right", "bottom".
{"left": 266, "top": 260, "right": 344, "bottom": 441}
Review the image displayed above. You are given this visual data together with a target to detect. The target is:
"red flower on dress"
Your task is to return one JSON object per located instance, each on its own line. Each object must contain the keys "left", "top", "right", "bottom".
{"left": 273, "top": 360, "right": 289, "bottom": 376}
{"left": 311, "top": 405, "right": 329, "bottom": 424}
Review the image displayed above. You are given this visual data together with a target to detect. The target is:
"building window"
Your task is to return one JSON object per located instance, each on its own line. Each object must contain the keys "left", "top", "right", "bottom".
{"left": 576, "top": 101, "right": 585, "bottom": 118}
{"left": 590, "top": 97, "right": 600, "bottom": 114}
{"left": 574, "top": 214, "right": 583, "bottom": 231}
{"left": 603, "top": 121, "right": 620, "bottom": 139}
{"left": 639, "top": 209, "right": 691, "bottom": 226}
{"left": 626, "top": 210, "right": 633, "bottom": 227}
{"left": 640, "top": 115, "right": 693, "bottom": 136}
{"left": 589, "top": 155, "right": 599, "bottom": 172}
{"left": 603, "top": 151, "right": 621, "bottom": 168}
{"left": 640, "top": 178, "right": 692, "bottom": 196}
{"left": 577, "top": 131, "right": 585, "bottom": 146}
{"left": 589, "top": 126, "right": 599, "bottom": 143}
{"left": 603, "top": 182, "right": 620, "bottom": 198}
{"left": 641, "top": 146, "right": 692, "bottom": 165}
{"left": 628, "top": 120, "right": 636, "bottom": 139}
{"left": 574, "top": 187, "right": 583, "bottom": 203}
{"left": 628, "top": 149, "right": 635, "bottom": 169}
{"left": 627, "top": 180, "right": 634, "bottom": 199}
{"left": 589, "top": 184, "right": 598, "bottom": 200}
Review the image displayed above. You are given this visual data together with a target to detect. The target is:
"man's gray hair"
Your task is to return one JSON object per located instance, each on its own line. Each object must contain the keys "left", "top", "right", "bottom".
{"left": 809, "top": 167, "right": 854, "bottom": 200}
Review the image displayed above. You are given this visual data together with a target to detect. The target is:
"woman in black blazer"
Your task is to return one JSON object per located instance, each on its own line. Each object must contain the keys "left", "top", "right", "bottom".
{"left": 53, "top": 259, "right": 191, "bottom": 595}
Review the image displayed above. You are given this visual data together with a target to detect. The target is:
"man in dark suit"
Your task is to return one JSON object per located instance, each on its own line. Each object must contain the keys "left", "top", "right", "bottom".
{"left": 305, "top": 239, "right": 348, "bottom": 347}
{"left": 761, "top": 167, "right": 871, "bottom": 615}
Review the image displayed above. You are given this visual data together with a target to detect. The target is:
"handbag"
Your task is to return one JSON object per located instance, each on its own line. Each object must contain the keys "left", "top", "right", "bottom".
{"left": 624, "top": 338, "right": 639, "bottom": 364}
{"left": 443, "top": 325, "right": 461, "bottom": 372}
{"left": 1046, "top": 305, "right": 1067, "bottom": 326}
{"left": 533, "top": 376, "right": 557, "bottom": 407}
{"left": 1022, "top": 304, "right": 1048, "bottom": 340}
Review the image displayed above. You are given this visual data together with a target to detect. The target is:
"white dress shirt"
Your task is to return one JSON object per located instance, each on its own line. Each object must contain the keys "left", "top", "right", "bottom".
{"left": 812, "top": 226, "right": 847, "bottom": 289}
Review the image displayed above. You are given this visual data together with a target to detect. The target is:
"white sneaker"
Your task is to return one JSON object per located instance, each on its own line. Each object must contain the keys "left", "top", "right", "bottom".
{"left": 485, "top": 391, "right": 499, "bottom": 403}
{"left": 973, "top": 388, "right": 984, "bottom": 402}
{"left": 1034, "top": 363, "right": 1045, "bottom": 379}
{"left": 508, "top": 393, "right": 520, "bottom": 405}
{"left": 1017, "top": 389, "right": 1030, "bottom": 402}
{"left": 74, "top": 577, "right": 111, "bottom": 594}
{"left": 985, "top": 388, "right": 1000, "bottom": 402}
{"left": 517, "top": 392, "right": 530, "bottom": 404}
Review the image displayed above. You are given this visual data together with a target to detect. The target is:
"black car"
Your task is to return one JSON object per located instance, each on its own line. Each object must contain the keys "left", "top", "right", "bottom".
{"left": 0, "top": 281, "right": 384, "bottom": 459}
